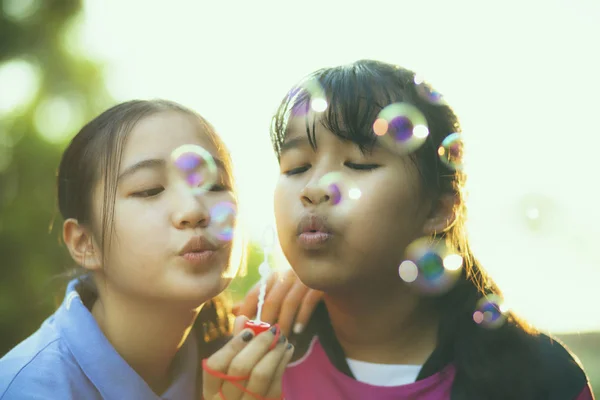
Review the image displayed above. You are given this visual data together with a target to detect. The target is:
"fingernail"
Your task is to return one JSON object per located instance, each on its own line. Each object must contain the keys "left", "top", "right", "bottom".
{"left": 293, "top": 323, "right": 304, "bottom": 335}
{"left": 278, "top": 334, "right": 287, "bottom": 344}
{"left": 242, "top": 331, "right": 254, "bottom": 342}
{"left": 286, "top": 343, "right": 293, "bottom": 350}
{"left": 270, "top": 325, "right": 278, "bottom": 334}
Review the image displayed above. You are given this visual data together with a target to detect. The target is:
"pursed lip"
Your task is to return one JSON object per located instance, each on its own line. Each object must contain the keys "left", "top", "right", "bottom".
{"left": 296, "top": 214, "right": 333, "bottom": 236}
{"left": 178, "top": 235, "right": 218, "bottom": 255}
{"left": 296, "top": 214, "right": 333, "bottom": 249}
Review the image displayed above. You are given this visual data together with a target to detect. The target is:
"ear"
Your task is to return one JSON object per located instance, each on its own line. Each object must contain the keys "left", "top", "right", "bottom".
{"left": 63, "top": 218, "right": 102, "bottom": 271}
{"left": 421, "top": 193, "right": 459, "bottom": 236}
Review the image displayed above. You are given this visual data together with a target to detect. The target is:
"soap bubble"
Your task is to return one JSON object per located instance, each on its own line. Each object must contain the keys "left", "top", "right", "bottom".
{"left": 289, "top": 78, "right": 328, "bottom": 116}
{"left": 438, "top": 133, "right": 464, "bottom": 170}
{"left": 317, "top": 172, "right": 361, "bottom": 206}
{"left": 170, "top": 144, "right": 218, "bottom": 194}
{"left": 373, "top": 103, "right": 429, "bottom": 155}
{"left": 473, "top": 294, "right": 508, "bottom": 329}
{"left": 208, "top": 201, "right": 236, "bottom": 242}
{"left": 414, "top": 75, "right": 446, "bottom": 105}
{"left": 401, "top": 237, "right": 463, "bottom": 295}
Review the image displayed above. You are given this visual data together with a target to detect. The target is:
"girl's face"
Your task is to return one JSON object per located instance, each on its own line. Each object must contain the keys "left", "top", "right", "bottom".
{"left": 274, "top": 115, "right": 433, "bottom": 292}
{"left": 91, "top": 111, "right": 237, "bottom": 305}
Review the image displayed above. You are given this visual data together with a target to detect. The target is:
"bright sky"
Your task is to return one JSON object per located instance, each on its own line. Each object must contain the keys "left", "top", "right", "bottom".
{"left": 1, "top": 0, "right": 599, "bottom": 333}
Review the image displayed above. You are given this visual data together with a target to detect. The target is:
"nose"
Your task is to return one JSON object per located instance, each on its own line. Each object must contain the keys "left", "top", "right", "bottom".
{"left": 171, "top": 188, "right": 211, "bottom": 229}
{"left": 300, "top": 181, "right": 331, "bottom": 206}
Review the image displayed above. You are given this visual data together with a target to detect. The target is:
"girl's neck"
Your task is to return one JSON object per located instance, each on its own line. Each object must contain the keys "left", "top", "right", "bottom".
{"left": 91, "top": 291, "right": 202, "bottom": 395}
{"left": 324, "top": 284, "right": 440, "bottom": 366}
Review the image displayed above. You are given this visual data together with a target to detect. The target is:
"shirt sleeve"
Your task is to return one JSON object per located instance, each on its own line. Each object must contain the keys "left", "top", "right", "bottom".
{"left": 1, "top": 343, "right": 100, "bottom": 400}
{"left": 534, "top": 334, "right": 595, "bottom": 400}
{"left": 575, "top": 383, "right": 595, "bottom": 400}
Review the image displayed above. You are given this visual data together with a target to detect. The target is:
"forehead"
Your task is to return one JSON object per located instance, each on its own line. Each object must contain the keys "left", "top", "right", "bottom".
{"left": 121, "top": 111, "right": 220, "bottom": 167}
{"left": 283, "top": 114, "right": 385, "bottom": 154}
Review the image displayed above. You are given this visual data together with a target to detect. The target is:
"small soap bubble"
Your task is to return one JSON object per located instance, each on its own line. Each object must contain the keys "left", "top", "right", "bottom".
{"left": 348, "top": 187, "right": 362, "bottom": 200}
{"left": 414, "top": 75, "right": 446, "bottom": 105}
{"left": 443, "top": 254, "right": 463, "bottom": 271}
{"left": 398, "top": 260, "right": 419, "bottom": 283}
{"left": 473, "top": 294, "right": 508, "bottom": 329}
{"left": 170, "top": 144, "right": 218, "bottom": 193}
{"left": 517, "top": 193, "right": 558, "bottom": 232}
{"left": 401, "top": 237, "right": 463, "bottom": 295}
{"left": 317, "top": 172, "right": 361, "bottom": 206}
{"left": 438, "top": 133, "right": 464, "bottom": 171}
{"left": 473, "top": 311, "right": 484, "bottom": 324}
{"left": 311, "top": 97, "right": 328, "bottom": 112}
{"left": 208, "top": 201, "right": 236, "bottom": 242}
{"left": 418, "top": 251, "right": 446, "bottom": 280}
{"left": 526, "top": 207, "right": 540, "bottom": 220}
{"left": 373, "top": 103, "right": 429, "bottom": 155}
{"left": 290, "top": 78, "right": 328, "bottom": 116}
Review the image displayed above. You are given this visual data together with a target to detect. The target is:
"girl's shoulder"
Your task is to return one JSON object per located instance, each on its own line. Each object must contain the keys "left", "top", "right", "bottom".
{"left": 0, "top": 316, "right": 96, "bottom": 399}
{"left": 526, "top": 332, "right": 592, "bottom": 397}
{"left": 480, "top": 326, "right": 594, "bottom": 400}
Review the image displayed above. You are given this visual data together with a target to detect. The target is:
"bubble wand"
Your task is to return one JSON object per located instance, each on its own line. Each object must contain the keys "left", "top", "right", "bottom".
{"left": 244, "top": 227, "right": 276, "bottom": 335}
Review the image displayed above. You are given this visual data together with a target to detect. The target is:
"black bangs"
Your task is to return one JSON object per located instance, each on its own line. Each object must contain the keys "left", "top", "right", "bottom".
{"left": 269, "top": 59, "right": 463, "bottom": 196}
{"left": 270, "top": 60, "right": 424, "bottom": 157}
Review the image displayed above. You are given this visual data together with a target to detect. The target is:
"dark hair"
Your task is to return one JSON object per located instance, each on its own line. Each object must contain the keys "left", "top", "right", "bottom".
{"left": 270, "top": 60, "right": 547, "bottom": 398}
{"left": 57, "top": 99, "right": 241, "bottom": 341}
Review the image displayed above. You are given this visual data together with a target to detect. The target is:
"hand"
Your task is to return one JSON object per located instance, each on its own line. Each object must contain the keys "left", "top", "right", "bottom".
{"left": 203, "top": 316, "right": 294, "bottom": 400}
{"left": 234, "top": 269, "right": 324, "bottom": 337}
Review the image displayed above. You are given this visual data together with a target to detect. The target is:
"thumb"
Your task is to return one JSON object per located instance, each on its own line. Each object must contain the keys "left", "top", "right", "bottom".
{"left": 232, "top": 315, "right": 249, "bottom": 335}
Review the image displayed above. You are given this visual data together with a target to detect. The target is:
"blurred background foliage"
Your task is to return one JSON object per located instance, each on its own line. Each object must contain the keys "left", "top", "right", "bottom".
{"left": 1, "top": 0, "right": 110, "bottom": 351}
{"left": 0, "top": 1, "right": 597, "bottom": 397}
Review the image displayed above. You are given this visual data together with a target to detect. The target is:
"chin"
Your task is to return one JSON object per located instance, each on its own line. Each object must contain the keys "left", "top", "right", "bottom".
{"left": 290, "top": 257, "right": 354, "bottom": 292}
{"left": 169, "top": 273, "right": 231, "bottom": 307}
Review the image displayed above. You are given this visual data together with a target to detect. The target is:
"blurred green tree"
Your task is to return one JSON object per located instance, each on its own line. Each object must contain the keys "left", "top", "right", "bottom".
{"left": 0, "top": 0, "right": 110, "bottom": 355}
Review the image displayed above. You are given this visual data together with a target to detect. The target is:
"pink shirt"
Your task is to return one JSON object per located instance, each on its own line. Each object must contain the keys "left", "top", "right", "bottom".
{"left": 283, "top": 337, "right": 456, "bottom": 400}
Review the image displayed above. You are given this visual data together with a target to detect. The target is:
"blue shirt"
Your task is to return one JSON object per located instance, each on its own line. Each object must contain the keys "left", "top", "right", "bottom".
{"left": 0, "top": 279, "right": 199, "bottom": 399}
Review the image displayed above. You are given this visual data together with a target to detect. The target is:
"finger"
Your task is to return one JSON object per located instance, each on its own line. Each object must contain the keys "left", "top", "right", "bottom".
{"left": 202, "top": 328, "right": 255, "bottom": 397}
{"left": 293, "top": 289, "right": 324, "bottom": 335}
{"left": 277, "top": 281, "right": 311, "bottom": 336}
{"left": 241, "top": 340, "right": 289, "bottom": 400}
{"left": 220, "top": 327, "right": 285, "bottom": 399}
{"left": 260, "top": 270, "right": 296, "bottom": 324}
{"left": 265, "top": 343, "right": 294, "bottom": 399}
{"left": 233, "top": 315, "right": 249, "bottom": 336}
{"left": 237, "top": 284, "right": 259, "bottom": 319}
{"left": 237, "top": 272, "right": 279, "bottom": 319}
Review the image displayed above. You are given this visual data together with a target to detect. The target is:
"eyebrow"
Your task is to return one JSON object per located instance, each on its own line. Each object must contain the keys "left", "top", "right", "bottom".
{"left": 118, "top": 159, "right": 165, "bottom": 182}
{"left": 118, "top": 157, "right": 226, "bottom": 182}
{"left": 279, "top": 136, "right": 311, "bottom": 155}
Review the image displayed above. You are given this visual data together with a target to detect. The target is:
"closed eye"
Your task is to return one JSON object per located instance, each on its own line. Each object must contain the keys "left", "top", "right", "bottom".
{"left": 132, "top": 187, "right": 164, "bottom": 198}
{"left": 345, "top": 162, "right": 380, "bottom": 171}
{"left": 209, "top": 184, "right": 229, "bottom": 192}
{"left": 284, "top": 165, "right": 310, "bottom": 176}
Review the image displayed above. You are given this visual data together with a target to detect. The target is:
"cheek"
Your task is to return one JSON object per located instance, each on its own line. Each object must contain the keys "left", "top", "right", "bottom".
{"left": 112, "top": 201, "right": 167, "bottom": 248}
{"left": 273, "top": 182, "right": 296, "bottom": 241}
{"left": 352, "top": 180, "right": 423, "bottom": 239}
{"left": 273, "top": 182, "right": 289, "bottom": 221}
